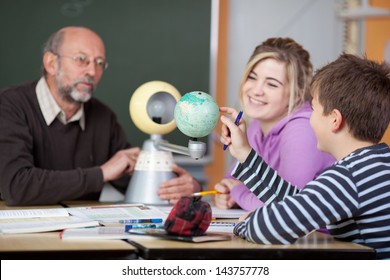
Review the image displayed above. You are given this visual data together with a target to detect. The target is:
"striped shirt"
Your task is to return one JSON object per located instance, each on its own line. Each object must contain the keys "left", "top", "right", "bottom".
{"left": 232, "top": 143, "right": 390, "bottom": 259}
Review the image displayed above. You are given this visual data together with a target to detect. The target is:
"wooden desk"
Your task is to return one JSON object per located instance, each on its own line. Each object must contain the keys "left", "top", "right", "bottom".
{"left": 126, "top": 231, "right": 376, "bottom": 260}
{"left": 0, "top": 201, "right": 137, "bottom": 260}
{"left": 0, "top": 231, "right": 138, "bottom": 260}
{"left": 0, "top": 201, "right": 376, "bottom": 260}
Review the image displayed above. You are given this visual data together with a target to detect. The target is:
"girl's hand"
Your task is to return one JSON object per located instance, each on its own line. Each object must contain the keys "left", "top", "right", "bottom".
{"left": 219, "top": 107, "right": 251, "bottom": 163}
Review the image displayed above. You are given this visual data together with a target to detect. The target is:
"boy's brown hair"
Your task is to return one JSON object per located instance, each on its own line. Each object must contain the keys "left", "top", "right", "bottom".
{"left": 311, "top": 53, "right": 390, "bottom": 143}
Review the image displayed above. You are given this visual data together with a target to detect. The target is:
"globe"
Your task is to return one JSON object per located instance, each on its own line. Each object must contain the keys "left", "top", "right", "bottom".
{"left": 174, "top": 91, "right": 219, "bottom": 138}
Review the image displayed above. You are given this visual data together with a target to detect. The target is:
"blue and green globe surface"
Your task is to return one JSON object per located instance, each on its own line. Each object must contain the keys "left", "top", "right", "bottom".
{"left": 174, "top": 91, "right": 219, "bottom": 138}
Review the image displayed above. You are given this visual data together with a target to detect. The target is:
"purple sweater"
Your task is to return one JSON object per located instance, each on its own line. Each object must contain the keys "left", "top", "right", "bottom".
{"left": 226, "top": 102, "right": 335, "bottom": 211}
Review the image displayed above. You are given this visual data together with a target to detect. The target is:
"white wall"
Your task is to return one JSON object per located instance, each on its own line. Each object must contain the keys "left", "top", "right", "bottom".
{"left": 227, "top": 0, "right": 344, "bottom": 107}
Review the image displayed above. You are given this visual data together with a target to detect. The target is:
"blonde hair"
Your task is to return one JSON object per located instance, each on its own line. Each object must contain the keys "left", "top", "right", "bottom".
{"left": 239, "top": 37, "right": 313, "bottom": 114}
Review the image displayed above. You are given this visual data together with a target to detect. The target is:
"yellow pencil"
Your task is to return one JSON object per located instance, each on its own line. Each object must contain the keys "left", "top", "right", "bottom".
{"left": 191, "top": 190, "right": 220, "bottom": 197}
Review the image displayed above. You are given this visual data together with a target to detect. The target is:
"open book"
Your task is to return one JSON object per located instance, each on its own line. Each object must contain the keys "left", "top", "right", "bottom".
{"left": 67, "top": 204, "right": 167, "bottom": 223}
{"left": 0, "top": 204, "right": 167, "bottom": 234}
{"left": 0, "top": 208, "right": 98, "bottom": 234}
{"left": 0, "top": 208, "right": 70, "bottom": 219}
{"left": 0, "top": 216, "right": 99, "bottom": 234}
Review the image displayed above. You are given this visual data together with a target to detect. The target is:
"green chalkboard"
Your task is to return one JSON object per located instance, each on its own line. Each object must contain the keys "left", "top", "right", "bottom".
{"left": 0, "top": 0, "right": 212, "bottom": 156}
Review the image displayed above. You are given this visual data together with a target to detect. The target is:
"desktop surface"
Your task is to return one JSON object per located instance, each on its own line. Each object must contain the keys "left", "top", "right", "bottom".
{"left": 126, "top": 230, "right": 376, "bottom": 260}
{"left": 0, "top": 201, "right": 376, "bottom": 260}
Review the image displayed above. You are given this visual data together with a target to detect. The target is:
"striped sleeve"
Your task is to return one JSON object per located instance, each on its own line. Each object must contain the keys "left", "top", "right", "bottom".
{"left": 233, "top": 155, "right": 360, "bottom": 244}
{"left": 232, "top": 149, "right": 299, "bottom": 204}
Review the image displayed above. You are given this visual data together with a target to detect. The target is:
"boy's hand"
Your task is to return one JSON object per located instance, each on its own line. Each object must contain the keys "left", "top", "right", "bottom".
{"left": 219, "top": 107, "right": 251, "bottom": 163}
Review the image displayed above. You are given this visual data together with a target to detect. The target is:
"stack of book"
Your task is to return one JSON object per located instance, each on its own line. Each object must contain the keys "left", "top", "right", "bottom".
{"left": 0, "top": 204, "right": 166, "bottom": 235}
{"left": 0, "top": 204, "right": 236, "bottom": 243}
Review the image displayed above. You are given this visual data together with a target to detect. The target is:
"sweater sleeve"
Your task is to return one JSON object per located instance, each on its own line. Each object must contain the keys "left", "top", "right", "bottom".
{"left": 230, "top": 184, "right": 265, "bottom": 211}
{"left": 224, "top": 161, "right": 265, "bottom": 211}
{"left": 232, "top": 150, "right": 359, "bottom": 244}
{"left": 105, "top": 111, "right": 132, "bottom": 193}
{"left": 0, "top": 88, "right": 105, "bottom": 205}
{"left": 276, "top": 117, "right": 335, "bottom": 187}
{"left": 223, "top": 121, "right": 266, "bottom": 211}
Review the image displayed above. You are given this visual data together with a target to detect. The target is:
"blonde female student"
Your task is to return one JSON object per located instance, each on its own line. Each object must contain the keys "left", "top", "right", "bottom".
{"left": 215, "top": 37, "right": 335, "bottom": 210}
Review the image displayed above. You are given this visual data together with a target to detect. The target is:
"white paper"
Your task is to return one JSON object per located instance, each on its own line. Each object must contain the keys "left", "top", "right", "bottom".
{"left": 0, "top": 208, "right": 70, "bottom": 220}
{"left": 67, "top": 205, "right": 168, "bottom": 222}
{"left": 211, "top": 207, "right": 247, "bottom": 219}
{"left": 0, "top": 216, "right": 98, "bottom": 234}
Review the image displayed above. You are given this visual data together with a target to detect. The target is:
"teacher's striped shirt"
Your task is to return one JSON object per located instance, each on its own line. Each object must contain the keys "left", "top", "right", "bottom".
{"left": 232, "top": 143, "right": 390, "bottom": 259}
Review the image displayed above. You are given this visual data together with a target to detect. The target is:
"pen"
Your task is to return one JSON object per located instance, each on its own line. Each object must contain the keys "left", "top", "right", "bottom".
{"left": 223, "top": 111, "right": 243, "bottom": 150}
{"left": 125, "top": 224, "right": 164, "bottom": 230}
{"left": 119, "top": 218, "right": 163, "bottom": 224}
{"left": 210, "top": 222, "right": 236, "bottom": 226}
{"left": 191, "top": 190, "right": 220, "bottom": 197}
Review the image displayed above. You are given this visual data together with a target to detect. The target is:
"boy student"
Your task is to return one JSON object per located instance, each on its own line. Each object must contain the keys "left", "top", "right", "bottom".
{"left": 219, "top": 53, "right": 390, "bottom": 259}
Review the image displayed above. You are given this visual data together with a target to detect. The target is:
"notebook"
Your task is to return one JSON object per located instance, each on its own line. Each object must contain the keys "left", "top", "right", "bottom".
{"left": 127, "top": 228, "right": 232, "bottom": 243}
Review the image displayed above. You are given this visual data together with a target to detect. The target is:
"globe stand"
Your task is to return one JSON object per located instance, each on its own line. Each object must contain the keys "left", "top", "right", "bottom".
{"left": 155, "top": 138, "right": 207, "bottom": 160}
{"left": 124, "top": 135, "right": 176, "bottom": 205}
{"left": 124, "top": 81, "right": 218, "bottom": 205}
{"left": 124, "top": 134, "right": 207, "bottom": 205}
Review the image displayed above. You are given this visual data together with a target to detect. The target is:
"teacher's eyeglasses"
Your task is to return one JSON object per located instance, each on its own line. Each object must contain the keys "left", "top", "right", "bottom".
{"left": 54, "top": 53, "right": 108, "bottom": 71}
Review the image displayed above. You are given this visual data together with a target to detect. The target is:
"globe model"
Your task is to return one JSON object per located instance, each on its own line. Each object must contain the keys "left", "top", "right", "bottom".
{"left": 174, "top": 91, "right": 219, "bottom": 138}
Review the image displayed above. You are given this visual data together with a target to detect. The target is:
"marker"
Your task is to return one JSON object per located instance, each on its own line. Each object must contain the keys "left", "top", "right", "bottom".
{"left": 191, "top": 190, "right": 220, "bottom": 197}
{"left": 223, "top": 111, "right": 243, "bottom": 150}
{"left": 119, "top": 218, "right": 163, "bottom": 224}
{"left": 125, "top": 224, "right": 164, "bottom": 230}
